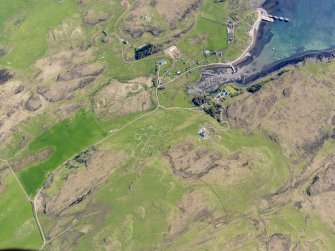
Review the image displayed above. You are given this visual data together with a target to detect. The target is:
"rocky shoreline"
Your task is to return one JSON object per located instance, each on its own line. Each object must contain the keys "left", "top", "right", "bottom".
{"left": 194, "top": 0, "right": 335, "bottom": 93}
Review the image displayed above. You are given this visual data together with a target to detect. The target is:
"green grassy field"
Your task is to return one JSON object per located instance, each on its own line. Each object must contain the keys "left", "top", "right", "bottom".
{"left": 19, "top": 110, "right": 107, "bottom": 196}
{"left": 0, "top": 173, "right": 42, "bottom": 249}
{"left": 0, "top": 0, "right": 30, "bottom": 31}
{"left": 1, "top": 0, "right": 334, "bottom": 249}
{"left": 0, "top": 0, "right": 77, "bottom": 69}
{"left": 158, "top": 72, "right": 198, "bottom": 108}
{"left": 177, "top": 0, "right": 228, "bottom": 61}
{"left": 101, "top": 108, "right": 291, "bottom": 209}
{"left": 41, "top": 107, "right": 333, "bottom": 249}
{"left": 267, "top": 206, "right": 335, "bottom": 250}
{"left": 100, "top": 44, "right": 159, "bottom": 81}
{"left": 89, "top": 161, "right": 185, "bottom": 250}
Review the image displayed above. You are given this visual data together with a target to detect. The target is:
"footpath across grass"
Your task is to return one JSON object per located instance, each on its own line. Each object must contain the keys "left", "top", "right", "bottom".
{"left": 19, "top": 110, "right": 107, "bottom": 196}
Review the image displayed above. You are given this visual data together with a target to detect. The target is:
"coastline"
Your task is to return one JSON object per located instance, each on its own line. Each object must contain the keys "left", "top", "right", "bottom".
{"left": 197, "top": 0, "right": 335, "bottom": 90}
{"left": 239, "top": 47, "right": 335, "bottom": 84}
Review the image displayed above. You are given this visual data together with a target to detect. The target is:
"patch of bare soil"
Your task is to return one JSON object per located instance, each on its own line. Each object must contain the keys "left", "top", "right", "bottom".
{"left": 167, "top": 190, "right": 212, "bottom": 239}
{"left": 42, "top": 150, "right": 124, "bottom": 216}
{"left": 165, "top": 142, "right": 259, "bottom": 185}
{"left": 93, "top": 78, "right": 152, "bottom": 119}
{"left": 266, "top": 233, "right": 291, "bottom": 251}
{"left": 9, "top": 148, "right": 52, "bottom": 172}
{"left": 226, "top": 69, "right": 335, "bottom": 160}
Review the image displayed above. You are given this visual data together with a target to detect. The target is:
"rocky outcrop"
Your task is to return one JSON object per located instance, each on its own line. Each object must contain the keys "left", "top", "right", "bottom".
{"left": 24, "top": 94, "right": 42, "bottom": 112}
{"left": 0, "top": 69, "right": 13, "bottom": 85}
{"left": 266, "top": 233, "right": 291, "bottom": 251}
{"left": 225, "top": 69, "right": 335, "bottom": 160}
{"left": 84, "top": 10, "right": 110, "bottom": 25}
{"left": 306, "top": 160, "right": 335, "bottom": 196}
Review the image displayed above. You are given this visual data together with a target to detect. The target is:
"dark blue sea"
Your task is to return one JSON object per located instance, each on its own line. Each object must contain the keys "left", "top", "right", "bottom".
{"left": 259, "top": 0, "right": 335, "bottom": 63}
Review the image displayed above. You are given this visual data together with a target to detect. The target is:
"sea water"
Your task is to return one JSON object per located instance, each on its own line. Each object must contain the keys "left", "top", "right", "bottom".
{"left": 194, "top": 0, "right": 335, "bottom": 90}
{"left": 260, "top": 0, "right": 335, "bottom": 62}
{"left": 253, "top": 0, "right": 335, "bottom": 71}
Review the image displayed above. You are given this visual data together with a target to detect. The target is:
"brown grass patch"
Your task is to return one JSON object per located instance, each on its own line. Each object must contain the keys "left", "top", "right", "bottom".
{"left": 42, "top": 150, "right": 124, "bottom": 216}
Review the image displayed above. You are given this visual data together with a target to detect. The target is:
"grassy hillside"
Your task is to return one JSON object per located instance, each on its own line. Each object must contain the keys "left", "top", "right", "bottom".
{"left": 0, "top": 173, "right": 42, "bottom": 249}
{"left": 1, "top": 0, "right": 334, "bottom": 250}
{"left": 19, "top": 110, "right": 107, "bottom": 195}
{"left": 0, "top": 0, "right": 77, "bottom": 69}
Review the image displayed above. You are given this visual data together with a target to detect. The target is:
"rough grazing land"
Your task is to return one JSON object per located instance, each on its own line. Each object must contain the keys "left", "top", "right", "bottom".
{"left": 1, "top": 0, "right": 335, "bottom": 250}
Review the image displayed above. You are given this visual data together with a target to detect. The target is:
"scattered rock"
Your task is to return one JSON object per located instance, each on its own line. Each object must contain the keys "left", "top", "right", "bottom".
{"left": 225, "top": 70, "right": 335, "bottom": 160}
{"left": 57, "top": 63, "right": 106, "bottom": 82}
{"left": 43, "top": 150, "right": 124, "bottom": 215}
{"left": 266, "top": 233, "right": 291, "bottom": 251}
{"left": 306, "top": 160, "right": 335, "bottom": 196}
{"left": 6, "top": 106, "right": 18, "bottom": 118}
{"left": 294, "top": 201, "right": 302, "bottom": 209}
{"left": 13, "top": 85, "right": 25, "bottom": 94}
{"left": 78, "top": 76, "right": 96, "bottom": 89}
{"left": 0, "top": 69, "right": 14, "bottom": 85}
{"left": 165, "top": 143, "right": 222, "bottom": 178}
{"left": 0, "top": 49, "right": 6, "bottom": 58}
{"left": 167, "top": 190, "right": 212, "bottom": 238}
{"left": 84, "top": 10, "right": 110, "bottom": 25}
{"left": 282, "top": 87, "right": 292, "bottom": 98}
{"left": 165, "top": 143, "right": 257, "bottom": 181}
{"left": 24, "top": 94, "right": 42, "bottom": 112}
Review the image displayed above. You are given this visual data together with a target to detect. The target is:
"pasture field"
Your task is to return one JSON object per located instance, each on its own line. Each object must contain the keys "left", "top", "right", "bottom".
{"left": 19, "top": 110, "right": 107, "bottom": 196}
{"left": 0, "top": 0, "right": 30, "bottom": 31}
{"left": 0, "top": 0, "right": 77, "bottom": 69}
{"left": 84, "top": 161, "right": 186, "bottom": 250}
{"left": 0, "top": 173, "right": 41, "bottom": 249}
{"left": 177, "top": 0, "right": 228, "bottom": 61}
{"left": 102, "top": 108, "right": 291, "bottom": 203}
{"left": 268, "top": 206, "right": 335, "bottom": 250}
{"left": 158, "top": 71, "right": 199, "bottom": 108}
{"left": 1, "top": 0, "right": 334, "bottom": 250}
{"left": 100, "top": 42, "right": 159, "bottom": 81}
{"left": 35, "top": 108, "right": 335, "bottom": 250}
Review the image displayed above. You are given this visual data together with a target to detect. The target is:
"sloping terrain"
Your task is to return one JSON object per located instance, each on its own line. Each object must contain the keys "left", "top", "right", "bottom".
{"left": 226, "top": 65, "right": 335, "bottom": 161}
{"left": 0, "top": 0, "right": 335, "bottom": 250}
